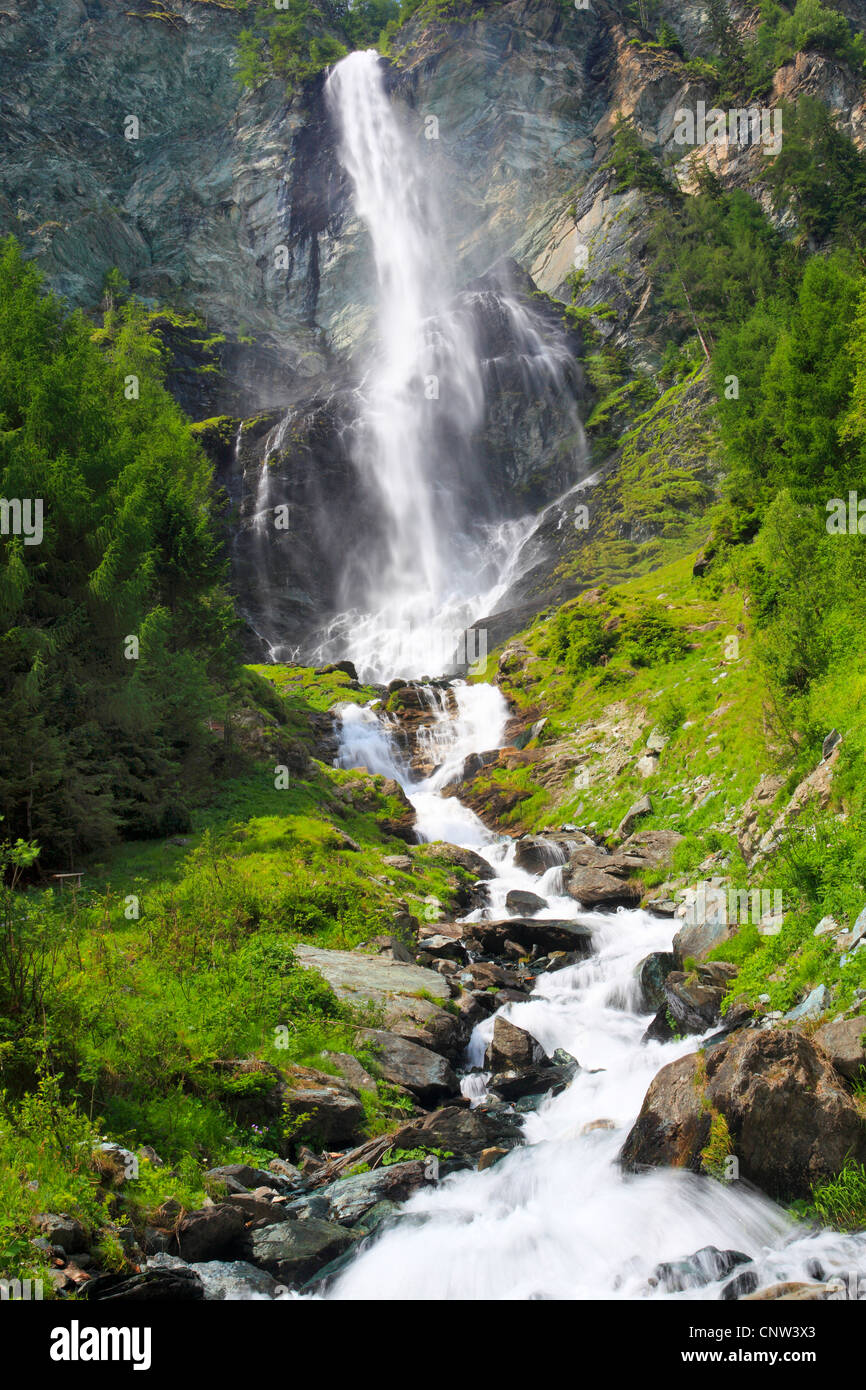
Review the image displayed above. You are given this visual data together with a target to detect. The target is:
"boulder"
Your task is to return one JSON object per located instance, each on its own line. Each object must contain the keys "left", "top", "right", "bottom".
{"left": 672, "top": 884, "right": 737, "bottom": 963}
{"left": 357, "top": 1029, "right": 459, "bottom": 1104}
{"left": 380, "top": 995, "right": 466, "bottom": 1063}
{"left": 814, "top": 1015, "right": 866, "bottom": 1081}
{"left": 488, "top": 1060, "right": 575, "bottom": 1101}
{"left": 634, "top": 951, "right": 675, "bottom": 1012}
{"left": 322, "top": 1051, "right": 378, "bottom": 1093}
{"left": 620, "top": 829, "right": 684, "bottom": 866}
{"left": 204, "top": 1163, "right": 283, "bottom": 1193}
{"left": 513, "top": 835, "right": 567, "bottom": 874}
{"left": 651, "top": 1246, "right": 751, "bottom": 1294}
{"left": 663, "top": 964, "right": 736, "bottom": 1035}
{"left": 484, "top": 1016, "right": 544, "bottom": 1071}
{"left": 84, "top": 1265, "right": 205, "bottom": 1301}
{"left": 31, "top": 1213, "right": 88, "bottom": 1255}
{"left": 389, "top": 1104, "right": 521, "bottom": 1158}
{"left": 783, "top": 984, "right": 829, "bottom": 1023}
{"left": 621, "top": 1028, "right": 866, "bottom": 1200}
{"left": 310, "top": 1161, "right": 431, "bottom": 1226}
{"left": 568, "top": 867, "right": 641, "bottom": 908}
{"left": 615, "top": 794, "right": 652, "bottom": 840}
{"left": 243, "top": 1219, "right": 353, "bottom": 1286}
{"left": 176, "top": 1205, "right": 245, "bottom": 1263}
{"left": 280, "top": 1066, "right": 366, "bottom": 1148}
{"left": 458, "top": 917, "right": 593, "bottom": 957}
{"left": 504, "top": 888, "right": 547, "bottom": 915}
{"left": 191, "top": 1260, "right": 281, "bottom": 1300}
{"left": 414, "top": 843, "right": 495, "bottom": 880}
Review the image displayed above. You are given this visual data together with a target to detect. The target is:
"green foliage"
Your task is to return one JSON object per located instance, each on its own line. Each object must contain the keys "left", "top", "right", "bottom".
{"left": 619, "top": 601, "right": 689, "bottom": 667}
{"left": 799, "top": 1160, "right": 866, "bottom": 1231}
{"left": 0, "top": 238, "right": 239, "bottom": 859}
{"left": 765, "top": 97, "right": 866, "bottom": 250}
{"left": 547, "top": 603, "right": 615, "bottom": 677}
{"left": 602, "top": 113, "right": 672, "bottom": 199}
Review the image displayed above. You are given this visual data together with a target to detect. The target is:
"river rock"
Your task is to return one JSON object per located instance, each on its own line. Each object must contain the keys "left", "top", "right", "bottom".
{"left": 634, "top": 952, "right": 675, "bottom": 1011}
{"left": 356, "top": 1029, "right": 459, "bottom": 1104}
{"left": 205, "top": 1163, "right": 284, "bottom": 1194}
{"left": 505, "top": 888, "right": 547, "bottom": 915}
{"left": 176, "top": 1205, "right": 245, "bottom": 1263}
{"left": 485, "top": 1016, "right": 545, "bottom": 1071}
{"left": 84, "top": 1265, "right": 205, "bottom": 1301}
{"left": 621, "top": 1028, "right": 866, "bottom": 1200}
{"left": 568, "top": 867, "right": 641, "bottom": 908}
{"left": 651, "top": 1246, "right": 752, "bottom": 1293}
{"left": 243, "top": 1219, "right": 354, "bottom": 1286}
{"left": 459, "top": 917, "right": 593, "bottom": 958}
{"left": 389, "top": 1104, "right": 522, "bottom": 1158}
{"left": 191, "top": 1259, "right": 282, "bottom": 1300}
{"left": 814, "top": 1015, "right": 866, "bottom": 1081}
{"left": 31, "top": 1213, "right": 88, "bottom": 1255}
{"left": 487, "top": 1062, "right": 573, "bottom": 1102}
{"left": 663, "top": 963, "right": 736, "bottom": 1035}
{"left": 615, "top": 794, "right": 652, "bottom": 840}
{"left": 513, "top": 835, "right": 566, "bottom": 873}
{"left": 414, "top": 843, "right": 496, "bottom": 879}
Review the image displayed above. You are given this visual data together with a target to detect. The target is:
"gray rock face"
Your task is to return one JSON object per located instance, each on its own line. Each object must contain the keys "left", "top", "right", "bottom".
{"left": 292, "top": 944, "right": 450, "bottom": 1005}
{"left": 357, "top": 1028, "right": 459, "bottom": 1105}
{"left": 279, "top": 1065, "right": 366, "bottom": 1148}
{"left": 634, "top": 951, "right": 676, "bottom": 1012}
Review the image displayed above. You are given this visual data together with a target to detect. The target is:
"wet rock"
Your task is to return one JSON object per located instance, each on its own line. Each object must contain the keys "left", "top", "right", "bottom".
{"left": 243, "top": 1219, "right": 354, "bottom": 1286}
{"left": 568, "top": 867, "right": 641, "bottom": 909}
{"left": 663, "top": 965, "right": 735, "bottom": 1035}
{"left": 310, "top": 1162, "right": 432, "bottom": 1226}
{"left": 459, "top": 917, "right": 593, "bottom": 958}
{"left": 651, "top": 1246, "right": 751, "bottom": 1293}
{"left": 505, "top": 888, "right": 547, "bottom": 915}
{"left": 513, "top": 835, "right": 567, "bottom": 874}
{"left": 720, "top": 1269, "right": 760, "bottom": 1300}
{"left": 484, "top": 1016, "right": 545, "bottom": 1072}
{"left": 414, "top": 843, "right": 495, "bottom": 880}
{"left": 784, "top": 984, "right": 829, "bottom": 1022}
{"left": 621, "top": 1028, "right": 866, "bottom": 1200}
{"left": 634, "top": 952, "right": 675, "bottom": 1012}
{"left": 176, "top": 1206, "right": 245, "bottom": 1263}
{"left": 477, "top": 1146, "right": 509, "bottom": 1171}
{"left": 488, "top": 1062, "right": 573, "bottom": 1101}
{"left": 191, "top": 1259, "right": 281, "bottom": 1301}
{"left": 356, "top": 1029, "right": 459, "bottom": 1104}
{"left": 391, "top": 1104, "right": 520, "bottom": 1159}
{"left": 84, "top": 1264, "right": 205, "bottom": 1301}
{"left": 814, "top": 1015, "right": 866, "bottom": 1081}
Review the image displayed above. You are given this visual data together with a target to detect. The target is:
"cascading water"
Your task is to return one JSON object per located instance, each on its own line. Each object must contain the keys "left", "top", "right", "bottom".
{"left": 326, "top": 685, "right": 866, "bottom": 1301}
{"left": 320, "top": 51, "right": 584, "bottom": 683}
{"left": 269, "top": 50, "right": 866, "bottom": 1302}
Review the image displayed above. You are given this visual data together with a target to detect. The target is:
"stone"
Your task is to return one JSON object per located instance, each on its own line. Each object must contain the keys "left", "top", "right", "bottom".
{"left": 191, "top": 1260, "right": 281, "bottom": 1301}
{"left": 362, "top": 934, "right": 414, "bottom": 963}
{"left": 663, "top": 966, "right": 734, "bottom": 1035}
{"left": 568, "top": 868, "right": 641, "bottom": 908}
{"left": 477, "top": 1147, "right": 509, "bottom": 1171}
{"left": 621, "top": 1028, "right": 866, "bottom": 1200}
{"left": 814, "top": 1015, "right": 866, "bottom": 1081}
{"left": 615, "top": 794, "right": 652, "bottom": 840}
{"left": 635, "top": 753, "right": 659, "bottom": 779}
{"left": 389, "top": 1104, "right": 520, "bottom": 1159}
{"left": 176, "top": 1206, "right": 245, "bottom": 1263}
{"left": 504, "top": 888, "right": 547, "bottom": 915}
{"left": 484, "top": 1017, "right": 545, "bottom": 1072}
{"left": 292, "top": 944, "right": 450, "bottom": 1008}
{"left": 513, "top": 835, "right": 567, "bottom": 874}
{"left": 783, "top": 984, "right": 829, "bottom": 1022}
{"left": 31, "top": 1213, "right": 88, "bottom": 1254}
{"left": 279, "top": 1066, "right": 366, "bottom": 1148}
{"left": 651, "top": 1246, "right": 751, "bottom": 1293}
{"left": 488, "top": 1062, "right": 573, "bottom": 1101}
{"left": 382, "top": 854, "right": 413, "bottom": 871}
{"left": 356, "top": 1029, "right": 459, "bottom": 1104}
{"left": 243, "top": 1220, "right": 353, "bottom": 1286}
{"left": 634, "top": 951, "right": 675, "bottom": 1012}
{"left": 414, "top": 843, "right": 495, "bottom": 880}
{"left": 204, "top": 1164, "right": 282, "bottom": 1193}
{"left": 85, "top": 1265, "right": 205, "bottom": 1301}
{"left": 311, "top": 1162, "right": 431, "bottom": 1226}
{"left": 822, "top": 729, "right": 841, "bottom": 760}
{"left": 323, "top": 1051, "right": 378, "bottom": 1093}
{"left": 645, "top": 727, "right": 668, "bottom": 753}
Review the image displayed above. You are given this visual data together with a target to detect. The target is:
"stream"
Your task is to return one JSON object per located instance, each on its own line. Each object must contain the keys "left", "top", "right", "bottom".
{"left": 327, "top": 681, "right": 866, "bottom": 1300}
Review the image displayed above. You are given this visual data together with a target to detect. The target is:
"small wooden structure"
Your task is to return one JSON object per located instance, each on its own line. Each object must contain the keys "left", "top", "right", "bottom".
{"left": 52, "top": 872, "right": 83, "bottom": 890}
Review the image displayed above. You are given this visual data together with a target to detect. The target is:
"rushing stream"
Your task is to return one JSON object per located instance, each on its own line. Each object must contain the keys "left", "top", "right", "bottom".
{"left": 287, "top": 49, "right": 866, "bottom": 1299}
{"left": 328, "top": 683, "right": 866, "bottom": 1300}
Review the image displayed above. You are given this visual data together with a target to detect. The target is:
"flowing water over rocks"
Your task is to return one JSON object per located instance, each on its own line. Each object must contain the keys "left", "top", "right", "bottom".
{"left": 323, "top": 681, "right": 866, "bottom": 1301}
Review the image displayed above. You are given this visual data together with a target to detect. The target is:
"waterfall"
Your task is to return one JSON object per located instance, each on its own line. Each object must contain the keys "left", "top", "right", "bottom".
{"left": 321, "top": 51, "right": 583, "bottom": 684}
